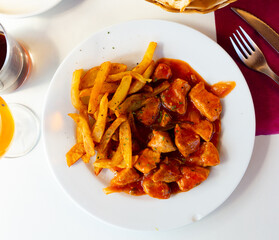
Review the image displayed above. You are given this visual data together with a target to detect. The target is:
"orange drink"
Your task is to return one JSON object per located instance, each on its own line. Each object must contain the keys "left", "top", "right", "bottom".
{"left": 0, "top": 96, "right": 15, "bottom": 158}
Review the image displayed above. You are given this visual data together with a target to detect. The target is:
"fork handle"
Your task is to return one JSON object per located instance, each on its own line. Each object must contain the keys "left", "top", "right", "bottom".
{"left": 261, "top": 65, "right": 279, "bottom": 86}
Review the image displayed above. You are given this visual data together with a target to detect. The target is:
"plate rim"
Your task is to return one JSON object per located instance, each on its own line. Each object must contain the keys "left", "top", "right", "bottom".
{"left": 0, "top": 0, "right": 62, "bottom": 18}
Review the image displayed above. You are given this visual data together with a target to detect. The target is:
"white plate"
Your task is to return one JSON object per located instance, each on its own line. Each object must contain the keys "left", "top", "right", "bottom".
{"left": 0, "top": 0, "right": 61, "bottom": 18}
{"left": 42, "top": 19, "right": 255, "bottom": 231}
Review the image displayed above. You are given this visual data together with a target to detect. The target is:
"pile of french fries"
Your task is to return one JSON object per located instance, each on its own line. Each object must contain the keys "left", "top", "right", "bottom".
{"left": 66, "top": 42, "right": 169, "bottom": 175}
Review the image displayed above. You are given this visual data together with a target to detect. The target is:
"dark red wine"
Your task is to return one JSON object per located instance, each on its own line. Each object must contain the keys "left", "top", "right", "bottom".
{"left": 0, "top": 33, "right": 7, "bottom": 70}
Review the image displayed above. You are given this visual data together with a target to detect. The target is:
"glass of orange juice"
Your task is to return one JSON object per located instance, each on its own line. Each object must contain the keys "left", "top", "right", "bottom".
{"left": 0, "top": 97, "right": 40, "bottom": 158}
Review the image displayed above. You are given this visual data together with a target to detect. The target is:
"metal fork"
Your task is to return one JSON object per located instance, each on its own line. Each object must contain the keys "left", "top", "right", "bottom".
{"left": 230, "top": 26, "right": 279, "bottom": 86}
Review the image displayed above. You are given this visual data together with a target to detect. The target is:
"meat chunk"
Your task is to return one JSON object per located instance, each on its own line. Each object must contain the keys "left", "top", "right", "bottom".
{"left": 152, "top": 158, "right": 182, "bottom": 183}
{"left": 188, "top": 142, "right": 220, "bottom": 167}
{"left": 134, "top": 148, "right": 161, "bottom": 174}
{"left": 135, "top": 96, "right": 160, "bottom": 126}
{"left": 177, "top": 165, "right": 210, "bottom": 192}
{"left": 174, "top": 124, "right": 200, "bottom": 157}
{"left": 148, "top": 130, "right": 176, "bottom": 153}
{"left": 160, "top": 78, "right": 191, "bottom": 114}
{"left": 184, "top": 101, "right": 202, "bottom": 124}
{"left": 180, "top": 120, "right": 213, "bottom": 142}
{"left": 142, "top": 176, "right": 171, "bottom": 199}
{"left": 153, "top": 63, "right": 172, "bottom": 81}
{"left": 111, "top": 168, "right": 141, "bottom": 186}
{"left": 159, "top": 110, "right": 171, "bottom": 127}
{"left": 210, "top": 81, "right": 236, "bottom": 98}
{"left": 189, "top": 82, "right": 222, "bottom": 122}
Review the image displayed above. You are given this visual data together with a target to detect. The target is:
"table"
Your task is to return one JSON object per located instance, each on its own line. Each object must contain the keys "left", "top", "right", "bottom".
{"left": 1, "top": 1, "right": 278, "bottom": 239}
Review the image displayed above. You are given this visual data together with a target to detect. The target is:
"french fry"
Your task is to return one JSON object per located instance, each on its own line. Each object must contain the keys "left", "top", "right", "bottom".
{"left": 80, "top": 96, "right": 90, "bottom": 105}
{"left": 142, "top": 85, "right": 153, "bottom": 93}
{"left": 66, "top": 143, "right": 86, "bottom": 167}
{"left": 80, "top": 66, "right": 99, "bottom": 90}
{"left": 128, "top": 112, "right": 138, "bottom": 137}
{"left": 106, "top": 71, "right": 151, "bottom": 83}
{"left": 111, "top": 129, "right": 119, "bottom": 141}
{"left": 68, "top": 113, "right": 95, "bottom": 156}
{"left": 80, "top": 63, "right": 127, "bottom": 89}
{"left": 88, "top": 61, "right": 111, "bottom": 114}
{"left": 151, "top": 81, "right": 170, "bottom": 96}
{"left": 92, "top": 92, "right": 109, "bottom": 143}
{"left": 71, "top": 69, "right": 85, "bottom": 111}
{"left": 82, "top": 153, "right": 91, "bottom": 163}
{"left": 94, "top": 148, "right": 109, "bottom": 175}
{"left": 76, "top": 126, "right": 83, "bottom": 143}
{"left": 94, "top": 167, "right": 103, "bottom": 176}
{"left": 110, "top": 63, "right": 127, "bottom": 74}
{"left": 75, "top": 116, "right": 91, "bottom": 164}
{"left": 132, "top": 42, "right": 157, "bottom": 74}
{"left": 79, "top": 82, "right": 119, "bottom": 98}
{"left": 115, "top": 93, "right": 150, "bottom": 116}
{"left": 94, "top": 144, "right": 123, "bottom": 168}
{"left": 119, "top": 120, "right": 132, "bottom": 168}
{"left": 117, "top": 155, "right": 139, "bottom": 168}
{"left": 108, "top": 75, "right": 132, "bottom": 111}
{"left": 79, "top": 107, "right": 90, "bottom": 125}
{"left": 97, "top": 115, "right": 127, "bottom": 153}
{"left": 128, "top": 60, "right": 156, "bottom": 94}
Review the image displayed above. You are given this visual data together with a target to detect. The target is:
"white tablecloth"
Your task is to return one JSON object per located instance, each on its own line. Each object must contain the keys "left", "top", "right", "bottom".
{"left": 1, "top": 1, "right": 278, "bottom": 239}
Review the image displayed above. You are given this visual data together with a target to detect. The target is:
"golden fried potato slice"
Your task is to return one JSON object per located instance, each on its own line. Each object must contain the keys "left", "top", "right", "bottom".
{"left": 92, "top": 92, "right": 109, "bottom": 143}
{"left": 108, "top": 75, "right": 132, "bottom": 111}
{"left": 94, "top": 144, "right": 123, "bottom": 168}
{"left": 66, "top": 143, "right": 86, "bottom": 167}
{"left": 128, "top": 60, "right": 156, "bottom": 94}
{"left": 115, "top": 93, "right": 149, "bottom": 116}
{"left": 106, "top": 71, "right": 151, "bottom": 83}
{"left": 132, "top": 42, "right": 157, "bottom": 74}
{"left": 119, "top": 120, "right": 132, "bottom": 168}
{"left": 97, "top": 115, "right": 127, "bottom": 153}
{"left": 151, "top": 81, "right": 170, "bottom": 96}
{"left": 79, "top": 82, "right": 119, "bottom": 98}
{"left": 68, "top": 113, "right": 95, "bottom": 156}
{"left": 76, "top": 126, "right": 83, "bottom": 143}
{"left": 80, "top": 63, "right": 127, "bottom": 89}
{"left": 81, "top": 153, "right": 91, "bottom": 163}
{"left": 88, "top": 61, "right": 111, "bottom": 114}
{"left": 71, "top": 69, "right": 85, "bottom": 111}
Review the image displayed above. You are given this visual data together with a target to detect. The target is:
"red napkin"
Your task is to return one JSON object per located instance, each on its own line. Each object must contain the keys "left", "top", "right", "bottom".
{"left": 215, "top": 0, "right": 279, "bottom": 135}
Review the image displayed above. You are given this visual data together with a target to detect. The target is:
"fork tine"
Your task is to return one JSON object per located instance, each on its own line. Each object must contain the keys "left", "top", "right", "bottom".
{"left": 239, "top": 26, "right": 256, "bottom": 51}
{"left": 233, "top": 33, "right": 249, "bottom": 58}
{"left": 230, "top": 36, "right": 246, "bottom": 60}
{"left": 236, "top": 29, "right": 252, "bottom": 55}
